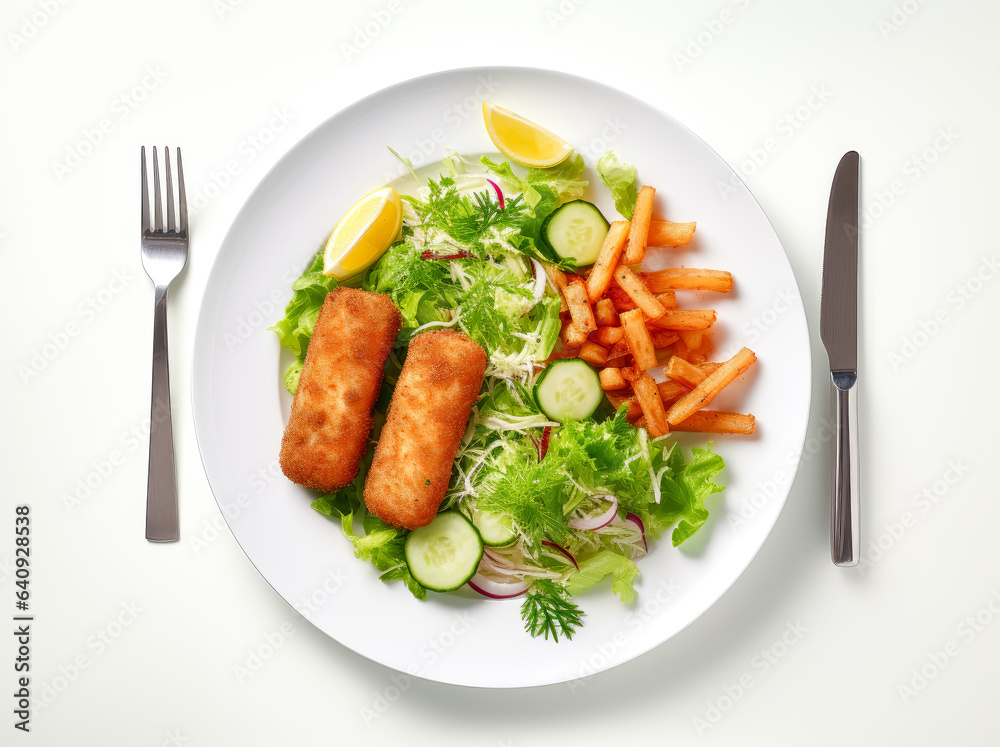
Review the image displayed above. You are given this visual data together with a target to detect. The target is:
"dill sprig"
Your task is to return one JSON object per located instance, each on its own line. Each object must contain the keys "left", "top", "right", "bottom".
{"left": 521, "top": 579, "right": 585, "bottom": 642}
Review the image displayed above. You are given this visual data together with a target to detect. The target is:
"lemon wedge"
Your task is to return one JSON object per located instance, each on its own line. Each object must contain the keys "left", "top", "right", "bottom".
{"left": 322, "top": 186, "right": 402, "bottom": 280}
{"left": 482, "top": 102, "right": 574, "bottom": 168}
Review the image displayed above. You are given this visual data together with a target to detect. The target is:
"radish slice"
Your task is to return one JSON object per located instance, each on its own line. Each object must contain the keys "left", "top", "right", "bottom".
{"left": 467, "top": 573, "right": 530, "bottom": 599}
{"left": 530, "top": 258, "right": 547, "bottom": 301}
{"left": 624, "top": 512, "right": 648, "bottom": 552}
{"left": 542, "top": 540, "right": 580, "bottom": 570}
{"left": 486, "top": 179, "right": 505, "bottom": 208}
{"left": 421, "top": 251, "right": 476, "bottom": 260}
{"left": 568, "top": 495, "right": 618, "bottom": 530}
{"left": 533, "top": 425, "right": 552, "bottom": 462}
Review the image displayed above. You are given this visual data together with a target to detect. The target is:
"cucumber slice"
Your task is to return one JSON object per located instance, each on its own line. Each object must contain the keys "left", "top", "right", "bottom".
{"left": 404, "top": 512, "right": 484, "bottom": 592}
{"left": 471, "top": 508, "right": 517, "bottom": 547}
{"left": 534, "top": 358, "right": 603, "bottom": 423}
{"left": 540, "top": 200, "right": 610, "bottom": 266}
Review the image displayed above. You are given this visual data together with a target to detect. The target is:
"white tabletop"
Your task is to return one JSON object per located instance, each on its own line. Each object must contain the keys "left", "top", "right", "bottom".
{"left": 3, "top": 0, "right": 998, "bottom": 743}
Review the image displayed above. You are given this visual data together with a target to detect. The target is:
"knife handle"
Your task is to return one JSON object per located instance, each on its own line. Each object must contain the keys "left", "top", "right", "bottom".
{"left": 830, "top": 371, "right": 860, "bottom": 566}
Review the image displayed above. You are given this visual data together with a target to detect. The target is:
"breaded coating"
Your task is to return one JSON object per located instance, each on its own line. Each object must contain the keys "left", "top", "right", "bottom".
{"left": 364, "top": 329, "right": 487, "bottom": 529}
{"left": 279, "top": 288, "right": 402, "bottom": 492}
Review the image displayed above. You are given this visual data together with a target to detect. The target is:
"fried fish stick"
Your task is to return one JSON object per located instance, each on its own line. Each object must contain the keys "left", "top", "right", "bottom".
{"left": 279, "top": 288, "right": 402, "bottom": 492}
{"left": 364, "top": 329, "right": 487, "bottom": 529}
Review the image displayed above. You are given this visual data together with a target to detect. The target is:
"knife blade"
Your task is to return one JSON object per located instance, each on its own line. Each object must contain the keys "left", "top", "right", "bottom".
{"left": 820, "top": 151, "right": 860, "bottom": 567}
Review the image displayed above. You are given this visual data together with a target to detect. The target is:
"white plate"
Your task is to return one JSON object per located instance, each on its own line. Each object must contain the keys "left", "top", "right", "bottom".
{"left": 192, "top": 66, "right": 811, "bottom": 688}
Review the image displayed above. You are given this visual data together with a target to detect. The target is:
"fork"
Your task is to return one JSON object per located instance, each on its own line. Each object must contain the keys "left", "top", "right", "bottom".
{"left": 140, "top": 146, "right": 188, "bottom": 542}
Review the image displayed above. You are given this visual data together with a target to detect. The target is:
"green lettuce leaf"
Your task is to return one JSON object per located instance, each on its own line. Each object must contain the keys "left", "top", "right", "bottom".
{"left": 564, "top": 550, "right": 640, "bottom": 603}
{"left": 655, "top": 445, "right": 726, "bottom": 546}
{"left": 596, "top": 151, "right": 638, "bottom": 219}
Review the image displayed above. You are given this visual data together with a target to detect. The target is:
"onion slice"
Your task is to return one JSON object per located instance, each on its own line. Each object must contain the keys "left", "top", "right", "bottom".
{"left": 530, "top": 258, "right": 547, "bottom": 301}
{"left": 624, "top": 512, "right": 648, "bottom": 552}
{"left": 568, "top": 495, "right": 619, "bottom": 531}
{"left": 485, "top": 178, "right": 505, "bottom": 209}
{"left": 467, "top": 573, "right": 530, "bottom": 599}
{"left": 542, "top": 540, "right": 580, "bottom": 570}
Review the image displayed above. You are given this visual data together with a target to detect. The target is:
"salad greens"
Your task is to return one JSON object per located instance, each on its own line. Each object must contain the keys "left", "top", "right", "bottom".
{"left": 596, "top": 151, "right": 639, "bottom": 220}
{"left": 270, "top": 149, "right": 726, "bottom": 642}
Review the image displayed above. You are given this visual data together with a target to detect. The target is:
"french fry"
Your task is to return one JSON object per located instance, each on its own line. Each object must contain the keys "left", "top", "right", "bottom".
{"left": 594, "top": 298, "right": 621, "bottom": 327}
{"left": 678, "top": 330, "right": 704, "bottom": 350}
{"left": 656, "top": 379, "right": 690, "bottom": 407}
{"left": 647, "top": 220, "right": 697, "bottom": 247}
{"left": 672, "top": 411, "right": 756, "bottom": 435}
{"left": 560, "top": 319, "right": 588, "bottom": 349}
{"left": 586, "top": 221, "right": 630, "bottom": 302}
{"left": 619, "top": 365, "right": 642, "bottom": 383}
{"left": 639, "top": 268, "right": 733, "bottom": 293}
{"left": 633, "top": 373, "right": 669, "bottom": 437}
{"left": 606, "top": 392, "right": 643, "bottom": 421}
{"left": 619, "top": 309, "right": 658, "bottom": 371}
{"left": 656, "top": 291, "right": 679, "bottom": 310}
{"left": 589, "top": 326, "right": 625, "bottom": 346}
{"left": 613, "top": 265, "right": 667, "bottom": 320}
{"left": 605, "top": 340, "right": 634, "bottom": 368}
{"left": 599, "top": 367, "right": 629, "bottom": 390}
{"left": 648, "top": 309, "right": 717, "bottom": 331}
{"left": 606, "top": 287, "right": 638, "bottom": 312}
{"left": 664, "top": 358, "right": 721, "bottom": 388}
{"left": 649, "top": 330, "right": 680, "bottom": 349}
{"left": 666, "top": 347, "right": 757, "bottom": 425}
{"left": 578, "top": 341, "right": 608, "bottom": 367}
{"left": 670, "top": 338, "right": 693, "bottom": 362}
{"left": 562, "top": 280, "right": 597, "bottom": 334}
{"left": 623, "top": 185, "right": 655, "bottom": 265}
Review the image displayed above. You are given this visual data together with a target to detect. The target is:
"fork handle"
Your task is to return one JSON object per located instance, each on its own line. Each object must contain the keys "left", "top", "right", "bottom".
{"left": 146, "top": 285, "right": 179, "bottom": 542}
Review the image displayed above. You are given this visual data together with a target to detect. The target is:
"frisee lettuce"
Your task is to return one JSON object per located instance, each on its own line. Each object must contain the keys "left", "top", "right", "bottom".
{"left": 596, "top": 151, "right": 639, "bottom": 219}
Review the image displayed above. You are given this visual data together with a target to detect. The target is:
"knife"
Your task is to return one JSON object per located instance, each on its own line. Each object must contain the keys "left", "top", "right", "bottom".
{"left": 820, "top": 151, "right": 860, "bottom": 567}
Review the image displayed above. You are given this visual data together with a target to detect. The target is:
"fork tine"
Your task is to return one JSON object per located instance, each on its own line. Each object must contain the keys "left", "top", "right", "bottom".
{"left": 177, "top": 147, "right": 188, "bottom": 236}
{"left": 165, "top": 146, "right": 175, "bottom": 232}
{"left": 141, "top": 146, "right": 150, "bottom": 235}
{"left": 152, "top": 146, "right": 162, "bottom": 232}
